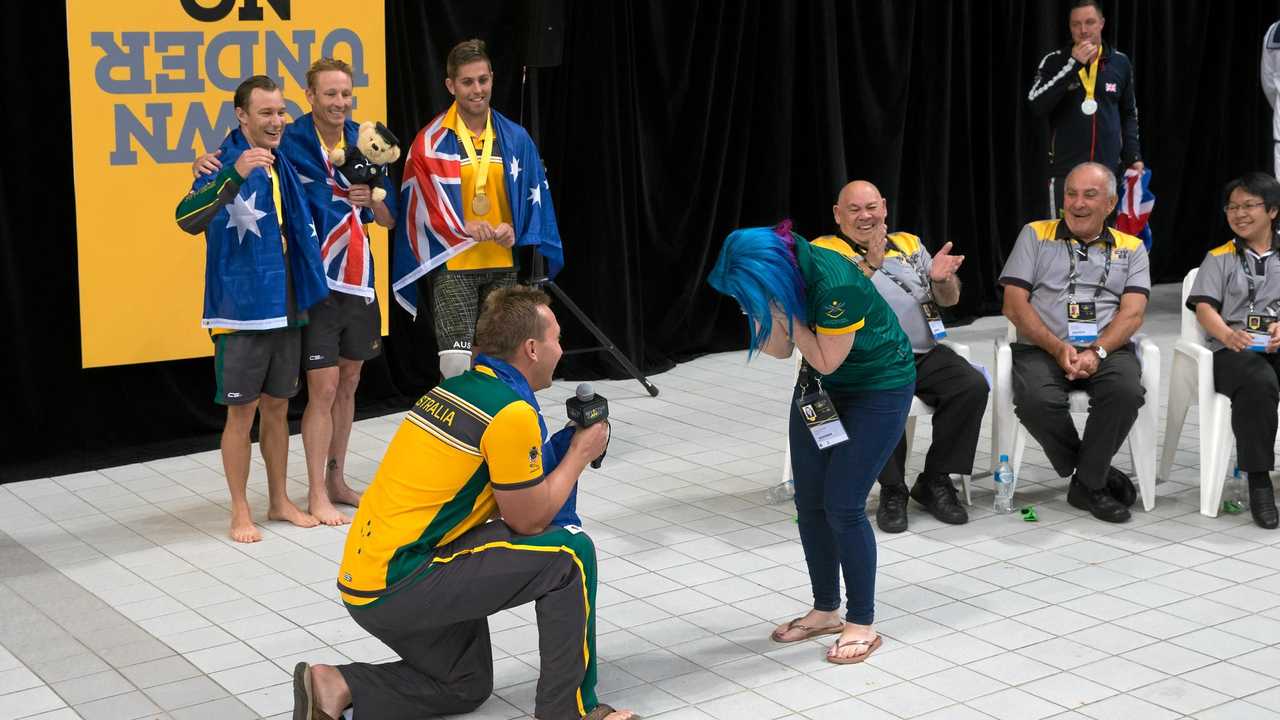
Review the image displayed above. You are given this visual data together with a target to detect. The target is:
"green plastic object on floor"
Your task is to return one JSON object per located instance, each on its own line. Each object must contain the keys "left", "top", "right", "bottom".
{"left": 1020, "top": 506, "right": 1039, "bottom": 522}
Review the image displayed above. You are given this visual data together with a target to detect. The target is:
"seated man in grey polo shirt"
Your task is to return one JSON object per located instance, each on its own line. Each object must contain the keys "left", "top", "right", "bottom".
{"left": 998, "top": 161, "right": 1150, "bottom": 523}
{"left": 816, "top": 180, "right": 990, "bottom": 533}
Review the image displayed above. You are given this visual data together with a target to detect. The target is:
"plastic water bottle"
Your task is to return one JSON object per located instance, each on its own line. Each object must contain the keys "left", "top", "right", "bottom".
{"left": 994, "top": 455, "right": 1016, "bottom": 514}
{"left": 765, "top": 479, "right": 796, "bottom": 505}
{"left": 1224, "top": 466, "right": 1248, "bottom": 514}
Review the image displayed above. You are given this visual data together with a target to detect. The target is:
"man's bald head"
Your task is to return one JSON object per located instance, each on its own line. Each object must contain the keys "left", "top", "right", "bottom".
{"left": 834, "top": 180, "right": 888, "bottom": 248}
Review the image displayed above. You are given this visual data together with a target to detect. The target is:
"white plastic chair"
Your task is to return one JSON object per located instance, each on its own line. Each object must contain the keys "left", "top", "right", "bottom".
{"left": 1159, "top": 268, "right": 1239, "bottom": 517}
{"left": 991, "top": 320, "right": 1159, "bottom": 511}
{"left": 781, "top": 341, "right": 974, "bottom": 505}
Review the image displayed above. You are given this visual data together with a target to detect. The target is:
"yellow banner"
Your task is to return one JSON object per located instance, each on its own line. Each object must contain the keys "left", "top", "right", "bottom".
{"left": 67, "top": 0, "right": 388, "bottom": 368}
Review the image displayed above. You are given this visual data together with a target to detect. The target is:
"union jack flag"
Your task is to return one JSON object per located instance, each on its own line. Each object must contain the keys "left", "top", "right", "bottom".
{"left": 281, "top": 114, "right": 396, "bottom": 301}
{"left": 1116, "top": 167, "right": 1155, "bottom": 251}
{"left": 392, "top": 105, "right": 563, "bottom": 316}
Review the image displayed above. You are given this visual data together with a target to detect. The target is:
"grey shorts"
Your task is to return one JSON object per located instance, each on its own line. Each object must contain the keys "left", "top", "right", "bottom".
{"left": 213, "top": 328, "right": 301, "bottom": 405}
{"left": 430, "top": 269, "right": 517, "bottom": 353}
{"left": 303, "top": 292, "right": 382, "bottom": 369}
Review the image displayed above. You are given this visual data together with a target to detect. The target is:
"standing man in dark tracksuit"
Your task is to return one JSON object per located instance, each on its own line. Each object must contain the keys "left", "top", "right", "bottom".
{"left": 1028, "top": 0, "right": 1143, "bottom": 218}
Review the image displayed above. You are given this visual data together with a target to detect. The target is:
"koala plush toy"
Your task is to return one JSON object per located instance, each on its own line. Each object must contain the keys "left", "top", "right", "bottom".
{"left": 329, "top": 121, "right": 401, "bottom": 203}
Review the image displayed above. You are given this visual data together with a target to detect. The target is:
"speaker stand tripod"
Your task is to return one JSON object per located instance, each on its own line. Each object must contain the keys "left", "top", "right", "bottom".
{"left": 520, "top": 65, "right": 659, "bottom": 397}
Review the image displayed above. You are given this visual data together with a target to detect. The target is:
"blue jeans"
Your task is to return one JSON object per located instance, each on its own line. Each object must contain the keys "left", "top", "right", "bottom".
{"left": 788, "top": 381, "right": 914, "bottom": 625}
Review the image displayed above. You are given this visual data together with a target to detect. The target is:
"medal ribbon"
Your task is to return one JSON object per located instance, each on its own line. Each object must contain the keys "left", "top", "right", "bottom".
{"left": 1076, "top": 45, "right": 1102, "bottom": 105}
{"left": 456, "top": 111, "right": 495, "bottom": 203}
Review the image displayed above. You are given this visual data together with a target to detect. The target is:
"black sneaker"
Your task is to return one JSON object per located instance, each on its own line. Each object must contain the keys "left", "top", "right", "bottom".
{"left": 876, "top": 484, "right": 909, "bottom": 533}
{"left": 1251, "top": 485, "right": 1279, "bottom": 529}
{"left": 910, "top": 473, "right": 969, "bottom": 524}
{"left": 1067, "top": 475, "right": 1131, "bottom": 523}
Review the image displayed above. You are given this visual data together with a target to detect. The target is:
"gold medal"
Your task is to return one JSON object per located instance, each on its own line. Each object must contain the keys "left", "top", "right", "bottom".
{"left": 454, "top": 106, "right": 496, "bottom": 218}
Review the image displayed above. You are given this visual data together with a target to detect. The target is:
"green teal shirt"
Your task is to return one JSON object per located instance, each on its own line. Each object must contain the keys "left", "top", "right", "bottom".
{"left": 795, "top": 237, "right": 915, "bottom": 392}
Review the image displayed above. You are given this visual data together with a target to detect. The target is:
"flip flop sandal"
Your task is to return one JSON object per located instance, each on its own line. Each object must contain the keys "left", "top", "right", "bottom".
{"left": 582, "top": 703, "right": 641, "bottom": 720}
{"left": 770, "top": 617, "right": 845, "bottom": 643}
{"left": 293, "top": 663, "right": 338, "bottom": 720}
{"left": 825, "top": 634, "right": 884, "bottom": 665}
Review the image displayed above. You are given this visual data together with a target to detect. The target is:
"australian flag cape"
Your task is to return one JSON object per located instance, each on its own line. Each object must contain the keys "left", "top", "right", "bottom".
{"left": 195, "top": 129, "right": 327, "bottom": 329}
{"left": 392, "top": 106, "right": 564, "bottom": 316}
{"left": 281, "top": 113, "right": 398, "bottom": 300}
{"left": 473, "top": 353, "right": 580, "bottom": 527}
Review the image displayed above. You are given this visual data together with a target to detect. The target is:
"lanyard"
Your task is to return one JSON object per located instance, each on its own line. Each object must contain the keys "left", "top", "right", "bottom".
{"left": 1066, "top": 235, "right": 1112, "bottom": 300}
{"left": 881, "top": 238, "right": 935, "bottom": 302}
{"left": 1235, "top": 241, "right": 1277, "bottom": 313}
{"left": 853, "top": 238, "right": 935, "bottom": 302}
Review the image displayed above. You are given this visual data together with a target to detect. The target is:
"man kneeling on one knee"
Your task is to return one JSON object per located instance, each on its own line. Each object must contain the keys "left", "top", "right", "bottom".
{"left": 820, "top": 181, "right": 988, "bottom": 533}
{"left": 292, "top": 286, "right": 633, "bottom": 720}
{"left": 998, "top": 162, "right": 1150, "bottom": 523}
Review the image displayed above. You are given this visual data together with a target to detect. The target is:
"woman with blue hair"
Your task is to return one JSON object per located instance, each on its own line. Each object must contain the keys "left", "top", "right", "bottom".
{"left": 709, "top": 221, "right": 915, "bottom": 663}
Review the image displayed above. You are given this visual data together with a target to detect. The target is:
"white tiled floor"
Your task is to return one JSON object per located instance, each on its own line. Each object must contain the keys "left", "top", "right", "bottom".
{"left": 2, "top": 283, "right": 1279, "bottom": 718}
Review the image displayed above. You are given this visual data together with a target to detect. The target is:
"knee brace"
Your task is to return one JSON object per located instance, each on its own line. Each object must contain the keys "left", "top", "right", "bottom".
{"left": 438, "top": 350, "right": 472, "bottom": 379}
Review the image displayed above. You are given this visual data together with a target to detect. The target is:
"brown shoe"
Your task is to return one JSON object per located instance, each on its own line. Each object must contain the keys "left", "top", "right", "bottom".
{"left": 293, "top": 663, "right": 338, "bottom": 720}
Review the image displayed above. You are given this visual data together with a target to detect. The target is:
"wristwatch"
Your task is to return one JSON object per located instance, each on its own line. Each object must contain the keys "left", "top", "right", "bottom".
{"left": 1090, "top": 344, "right": 1108, "bottom": 360}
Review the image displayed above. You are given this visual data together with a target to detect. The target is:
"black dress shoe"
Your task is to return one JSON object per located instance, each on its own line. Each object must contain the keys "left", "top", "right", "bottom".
{"left": 1251, "top": 485, "right": 1279, "bottom": 529}
{"left": 1067, "top": 476, "right": 1131, "bottom": 523}
{"left": 1106, "top": 466, "right": 1137, "bottom": 508}
{"left": 910, "top": 473, "right": 969, "bottom": 524}
{"left": 876, "top": 485, "right": 909, "bottom": 533}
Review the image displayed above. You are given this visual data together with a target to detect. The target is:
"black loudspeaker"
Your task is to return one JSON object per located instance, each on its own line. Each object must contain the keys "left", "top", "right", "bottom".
{"left": 522, "top": 0, "right": 565, "bottom": 68}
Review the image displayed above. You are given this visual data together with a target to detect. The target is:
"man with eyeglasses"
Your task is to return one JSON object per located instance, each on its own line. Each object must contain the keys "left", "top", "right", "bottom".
{"left": 813, "top": 181, "right": 988, "bottom": 533}
{"left": 1028, "top": 0, "right": 1143, "bottom": 218}
{"left": 998, "top": 162, "right": 1150, "bottom": 523}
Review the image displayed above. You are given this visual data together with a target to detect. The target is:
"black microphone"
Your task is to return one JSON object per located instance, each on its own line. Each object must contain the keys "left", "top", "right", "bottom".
{"left": 566, "top": 383, "right": 609, "bottom": 468}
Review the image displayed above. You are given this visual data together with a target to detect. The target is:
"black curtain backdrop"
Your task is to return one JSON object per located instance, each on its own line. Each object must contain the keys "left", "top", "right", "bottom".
{"left": 4, "top": 0, "right": 1279, "bottom": 482}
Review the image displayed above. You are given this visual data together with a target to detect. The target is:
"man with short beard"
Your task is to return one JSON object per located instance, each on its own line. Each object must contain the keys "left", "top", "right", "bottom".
{"left": 815, "top": 181, "right": 987, "bottom": 533}
{"left": 392, "top": 38, "right": 563, "bottom": 382}
{"left": 999, "top": 162, "right": 1150, "bottom": 523}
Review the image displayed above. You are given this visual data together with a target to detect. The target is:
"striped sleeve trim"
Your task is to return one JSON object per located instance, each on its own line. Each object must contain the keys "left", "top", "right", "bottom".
{"left": 1186, "top": 294, "right": 1221, "bottom": 312}
{"left": 493, "top": 475, "right": 546, "bottom": 491}
{"left": 816, "top": 318, "right": 865, "bottom": 335}
{"left": 1000, "top": 277, "right": 1033, "bottom": 291}
{"left": 1028, "top": 51, "right": 1076, "bottom": 102}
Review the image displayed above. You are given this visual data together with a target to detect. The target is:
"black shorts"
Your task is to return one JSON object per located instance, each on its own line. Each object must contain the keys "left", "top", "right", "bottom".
{"left": 213, "top": 328, "right": 301, "bottom": 405}
{"left": 430, "top": 269, "right": 517, "bottom": 353}
{"left": 303, "top": 291, "right": 382, "bottom": 370}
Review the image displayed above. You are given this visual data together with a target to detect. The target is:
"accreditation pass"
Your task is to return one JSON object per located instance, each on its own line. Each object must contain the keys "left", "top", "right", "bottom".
{"left": 796, "top": 390, "right": 849, "bottom": 449}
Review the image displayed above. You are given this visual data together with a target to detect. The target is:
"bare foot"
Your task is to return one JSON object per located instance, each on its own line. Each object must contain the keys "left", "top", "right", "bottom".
{"left": 326, "top": 478, "right": 362, "bottom": 508}
{"left": 828, "top": 622, "right": 879, "bottom": 662}
{"left": 311, "top": 664, "right": 352, "bottom": 718}
{"left": 772, "top": 608, "right": 843, "bottom": 642}
{"left": 268, "top": 500, "right": 320, "bottom": 528}
{"left": 229, "top": 507, "right": 262, "bottom": 543}
{"left": 602, "top": 710, "right": 637, "bottom": 720}
{"left": 308, "top": 494, "right": 351, "bottom": 526}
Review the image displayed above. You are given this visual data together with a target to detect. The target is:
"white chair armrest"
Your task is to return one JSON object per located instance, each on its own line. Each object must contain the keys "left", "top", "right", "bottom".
{"left": 1174, "top": 338, "right": 1221, "bottom": 411}
{"left": 941, "top": 340, "right": 971, "bottom": 361}
{"left": 1136, "top": 337, "right": 1161, "bottom": 396}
